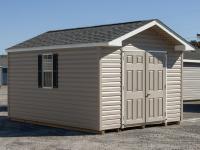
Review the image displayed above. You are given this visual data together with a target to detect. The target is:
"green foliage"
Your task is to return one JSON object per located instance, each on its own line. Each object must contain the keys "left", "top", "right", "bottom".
{"left": 190, "top": 40, "right": 200, "bottom": 48}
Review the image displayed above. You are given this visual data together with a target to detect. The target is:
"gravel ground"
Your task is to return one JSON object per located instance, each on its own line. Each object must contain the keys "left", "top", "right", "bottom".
{"left": 0, "top": 112, "right": 199, "bottom": 149}
{"left": 0, "top": 101, "right": 199, "bottom": 150}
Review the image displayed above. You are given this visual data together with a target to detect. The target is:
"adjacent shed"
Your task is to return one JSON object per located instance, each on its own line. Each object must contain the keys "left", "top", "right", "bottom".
{"left": 6, "top": 19, "right": 195, "bottom": 132}
{"left": 183, "top": 49, "right": 200, "bottom": 101}
{"left": 0, "top": 55, "right": 8, "bottom": 85}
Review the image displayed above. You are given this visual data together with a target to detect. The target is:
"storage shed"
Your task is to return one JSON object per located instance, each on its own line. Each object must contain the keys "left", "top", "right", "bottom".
{"left": 183, "top": 49, "right": 200, "bottom": 101}
{"left": 6, "top": 19, "right": 195, "bottom": 133}
{"left": 0, "top": 55, "right": 8, "bottom": 85}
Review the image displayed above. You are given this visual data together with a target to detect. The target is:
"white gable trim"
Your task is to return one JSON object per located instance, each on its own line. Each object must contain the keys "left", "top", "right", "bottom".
{"left": 184, "top": 59, "right": 200, "bottom": 63}
{"left": 7, "top": 20, "right": 195, "bottom": 53}
{"left": 109, "top": 20, "right": 195, "bottom": 51}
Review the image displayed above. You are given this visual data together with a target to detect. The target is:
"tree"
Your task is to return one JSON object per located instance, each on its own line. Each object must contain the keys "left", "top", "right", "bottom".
{"left": 190, "top": 40, "right": 200, "bottom": 48}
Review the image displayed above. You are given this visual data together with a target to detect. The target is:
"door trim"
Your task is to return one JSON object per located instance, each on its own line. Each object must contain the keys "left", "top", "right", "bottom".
{"left": 121, "top": 49, "right": 125, "bottom": 128}
{"left": 121, "top": 50, "right": 167, "bottom": 128}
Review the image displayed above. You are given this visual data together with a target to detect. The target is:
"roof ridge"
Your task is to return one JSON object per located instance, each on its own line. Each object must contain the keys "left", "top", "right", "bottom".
{"left": 47, "top": 19, "right": 156, "bottom": 33}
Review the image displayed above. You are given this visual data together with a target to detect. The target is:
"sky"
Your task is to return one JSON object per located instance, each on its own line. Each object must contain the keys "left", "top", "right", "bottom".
{"left": 0, "top": 0, "right": 200, "bottom": 53}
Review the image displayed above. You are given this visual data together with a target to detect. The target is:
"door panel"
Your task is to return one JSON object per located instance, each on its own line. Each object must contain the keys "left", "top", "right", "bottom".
{"left": 124, "top": 51, "right": 166, "bottom": 126}
{"left": 145, "top": 52, "right": 166, "bottom": 123}
{"left": 124, "top": 51, "right": 145, "bottom": 125}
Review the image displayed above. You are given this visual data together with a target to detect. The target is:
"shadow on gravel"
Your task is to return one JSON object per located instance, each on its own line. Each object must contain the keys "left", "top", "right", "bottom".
{"left": 0, "top": 116, "right": 91, "bottom": 137}
{"left": 0, "top": 111, "right": 91, "bottom": 137}
{"left": 183, "top": 103, "right": 200, "bottom": 113}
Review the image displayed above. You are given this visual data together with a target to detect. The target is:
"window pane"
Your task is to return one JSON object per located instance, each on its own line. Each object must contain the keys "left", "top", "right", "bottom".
{"left": 43, "top": 72, "right": 52, "bottom": 87}
{"left": 44, "top": 55, "right": 52, "bottom": 61}
{"left": 43, "top": 63, "right": 52, "bottom": 71}
{"left": 2, "top": 68, "right": 7, "bottom": 73}
{"left": 46, "top": 55, "right": 53, "bottom": 63}
{"left": 42, "top": 54, "right": 53, "bottom": 88}
{"left": 43, "top": 54, "right": 53, "bottom": 71}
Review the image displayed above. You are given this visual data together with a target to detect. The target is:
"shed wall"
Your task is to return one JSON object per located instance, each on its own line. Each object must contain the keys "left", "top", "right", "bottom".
{"left": 8, "top": 28, "right": 183, "bottom": 131}
{"left": 0, "top": 68, "right": 2, "bottom": 86}
{"left": 8, "top": 48, "right": 100, "bottom": 131}
{"left": 0, "top": 55, "right": 8, "bottom": 68}
{"left": 100, "top": 48, "right": 122, "bottom": 130}
{"left": 183, "top": 63, "right": 200, "bottom": 100}
{"left": 123, "top": 28, "right": 183, "bottom": 123}
{"left": 100, "top": 28, "right": 182, "bottom": 130}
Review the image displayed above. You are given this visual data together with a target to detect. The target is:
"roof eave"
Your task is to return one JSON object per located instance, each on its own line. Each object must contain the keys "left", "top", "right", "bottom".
{"left": 7, "top": 20, "right": 195, "bottom": 53}
{"left": 183, "top": 59, "right": 200, "bottom": 63}
{"left": 6, "top": 42, "right": 120, "bottom": 53}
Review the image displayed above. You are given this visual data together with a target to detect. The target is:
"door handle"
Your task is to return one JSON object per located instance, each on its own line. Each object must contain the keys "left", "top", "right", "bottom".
{"left": 146, "top": 93, "right": 150, "bottom": 97}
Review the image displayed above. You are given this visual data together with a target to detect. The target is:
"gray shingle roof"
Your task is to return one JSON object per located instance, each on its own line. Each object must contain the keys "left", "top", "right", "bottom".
{"left": 184, "top": 49, "right": 200, "bottom": 60}
{"left": 7, "top": 19, "right": 154, "bottom": 50}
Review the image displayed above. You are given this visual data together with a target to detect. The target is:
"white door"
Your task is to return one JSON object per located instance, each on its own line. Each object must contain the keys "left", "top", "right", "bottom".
{"left": 124, "top": 51, "right": 145, "bottom": 125}
{"left": 123, "top": 51, "right": 166, "bottom": 126}
{"left": 145, "top": 52, "right": 166, "bottom": 123}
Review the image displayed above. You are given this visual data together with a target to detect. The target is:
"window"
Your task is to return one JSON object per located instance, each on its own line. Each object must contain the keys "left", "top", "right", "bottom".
{"left": 42, "top": 54, "right": 53, "bottom": 88}
{"left": 38, "top": 53, "right": 58, "bottom": 88}
{"left": 2, "top": 68, "right": 7, "bottom": 85}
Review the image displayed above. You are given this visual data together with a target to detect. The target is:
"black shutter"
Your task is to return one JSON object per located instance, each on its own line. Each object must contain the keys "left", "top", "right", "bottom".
{"left": 53, "top": 54, "right": 58, "bottom": 88}
{"left": 38, "top": 55, "right": 43, "bottom": 88}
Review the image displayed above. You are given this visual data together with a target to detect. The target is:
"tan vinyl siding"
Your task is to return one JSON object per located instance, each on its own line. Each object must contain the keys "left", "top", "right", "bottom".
{"left": 183, "top": 63, "right": 200, "bottom": 100}
{"left": 100, "top": 48, "right": 121, "bottom": 130}
{"left": 122, "top": 26, "right": 182, "bottom": 123}
{"left": 9, "top": 25, "right": 184, "bottom": 132}
{"left": 8, "top": 48, "right": 100, "bottom": 131}
{"left": 100, "top": 27, "right": 183, "bottom": 130}
{"left": 166, "top": 53, "right": 182, "bottom": 122}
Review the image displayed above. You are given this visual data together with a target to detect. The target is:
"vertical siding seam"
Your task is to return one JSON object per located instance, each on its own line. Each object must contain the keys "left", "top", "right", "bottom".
{"left": 7, "top": 53, "right": 10, "bottom": 117}
{"left": 165, "top": 52, "right": 168, "bottom": 122}
{"left": 0, "top": 68, "right": 2, "bottom": 86}
{"left": 121, "top": 48, "right": 124, "bottom": 128}
{"left": 98, "top": 48, "right": 102, "bottom": 131}
{"left": 180, "top": 52, "right": 183, "bottom": 121}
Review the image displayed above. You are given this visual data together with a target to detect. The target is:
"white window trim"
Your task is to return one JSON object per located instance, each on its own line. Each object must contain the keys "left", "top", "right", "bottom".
{"left": 42, "top": 53, "right": 53, "bottom": 89}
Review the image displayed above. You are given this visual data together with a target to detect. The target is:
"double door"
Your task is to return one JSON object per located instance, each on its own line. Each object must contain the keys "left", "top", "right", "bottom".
{"left": 124, "top": 51, "right": 166, "bottom": 126}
